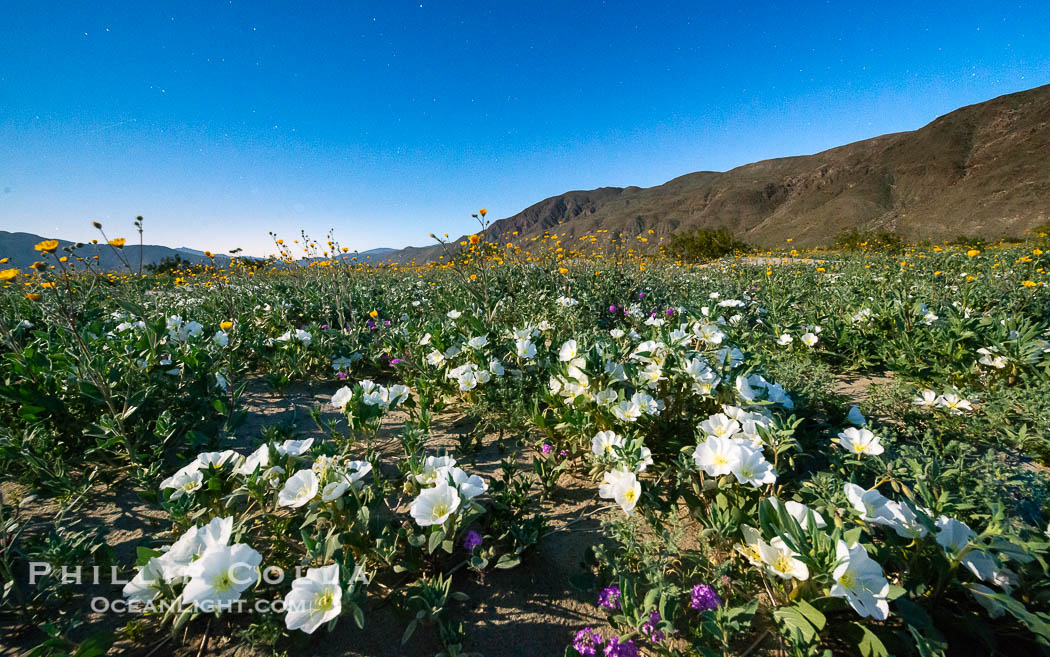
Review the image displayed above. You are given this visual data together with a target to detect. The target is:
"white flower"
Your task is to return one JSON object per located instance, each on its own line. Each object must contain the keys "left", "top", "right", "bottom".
{"left": 559, "top": 339, "right": 578, "bottom": 362}
{"left": 331, "top": 386, "right": 353, "bottom": 409}
{"left": 699, "top": 413, "right": 741, "bottom": 439}
{"left": 166, "top": 468, "right": 203, "bottom": 499}
{"left": 278, "top": 469, "right": 319, "bottom": 508}
{"left": 610, "top": 328, "right": 625, "bottom": 339}
{"left": 977, "top": 347, "right": 1008, "bottom": 369}
{"left": 182, "top": 543, "right": 262, "bottom": 612}
{"left": 612, "top": 399, "right": 643, "bottom": 422}
{"left": 692, "top": 436, "right": 742, "bottom": 477}
{"left": 830, "top": 541, "right": 889, "bottom": 620}
{"left": 213, "top": 330, "right": 229, "bottom": 347}
{"left": 759, "top": 537, "right": 809, "bottom": 581}
{"left": 284, "top": 563, "right": 342, "bottom": 634}
{"left": 777, "top": 334, "right": 793, "bottom": 346}
{"left": 416, "top": 455, "right": 457, "bottom": 486}
{"left": 489, "top": 358, "right": 505, "bottom": 376}
{"left": 843, "top": 483, "right": 893, "bottom": 523}
{"left": 418, "top": 332, "right": 432, "bottom": 346}
{"left": 937, "top": 393, "right": 973, "bottom": 414}
{"left": 596, "top": 387, "right": 618, "bottom": 406}
{"left": 912, "top": 389, "right": 939, "bottom": 407}
{"left": 730, "top": 445, "right": 776, "bottom": 487}
{"left": 847, "top": 405, "right": 866, "bottom": 426}
{"left": 446, "top": 310, "right": 462, "bottom": 319}
{"left": 343, "top": 460, "right": 373, "bottom": 488}
{"left": 556, "top": 296, "right": 578, "bottom": 307}
{"left": 801, "top": 332, "right": 818, "bottom": 347}
{"left": 591, "top": 430, "right": 626, "bottom": 458}
{"left": 276, "top": 438, "right": 314, "bottom": 456}
{"left": 467, "top": 336, "right": 488, "bottom": 349}
{"left": 835, "top": 427, "right": 884, "bottom": 456}
{"left": 449, "top": 468, "right": 488, "bottom": 499}
{"left": 598, "top": 469, "right": 641, "bottom": 516}
{"left": 123, "top": 557, "right": 165, "bottom": 603}
{"left": 769, "top": 498, "right": 827, "bottom": 529}
{"left": 410, "top": 482, "right": 461, "bottom": 527}
{"left": 426, "top": 350, "right": 445, "bottom": 366}
{"left": 696, "top": 323, "right": 725, "bottom": 345}
{"left": 515, "top": 339, "right": 537, "bottom": 359}
{"left": 935, "top": 516, "right": 976, "bottom": 553}
{"left": 322, "top": 481, "right": 349, "bottom": 501}
{"left": 882, "top": 500, "right": 929, "bottom": 539}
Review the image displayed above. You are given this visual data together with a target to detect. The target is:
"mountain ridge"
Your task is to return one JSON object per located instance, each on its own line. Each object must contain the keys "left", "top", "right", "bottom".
{"left": 380, "top": 83, "right": 1050, "bottom": 263}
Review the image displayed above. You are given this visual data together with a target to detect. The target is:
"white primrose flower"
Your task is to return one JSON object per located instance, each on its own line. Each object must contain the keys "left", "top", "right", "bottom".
{"left": 181, "top": 543, "right": 262, "bottom": 612}
{"left": 699, "top": 413, "right": 741, "bottom": 439}
{"left": 449, "top": 467, "right": 488, "bottom": 499}
{"left": 734, "top": 525, "right": 766, "bottom": 566}
{"left": 768, "top": 498, "right": 827, "bottom": 529}
{"left": 800, "top": 332, "right": 818, "bottom": 347}
{"left": 776, "top": 334, "right": 793, "bottom": 346}
{"left": 612, "top": 399, "right": 643, "bottom": 422}
{"left": 609, "top": 328, "right": 625, "bottom": 339}
{"left": 410, "top": 482, "right": 461, "bottom": 527}
{"left": 695, "top": 323, "right": 725, "bottom": 345}
{"left": 467, "top": 335, "right": 488, "bottom": 349}
{"left": 912, "top": 389, "right": 939, "bottom": 407}
{"left": 416, "top": 455, "right": 457, "bottom": 486}
{"left": 276, "top": 438, "right": 314, "bottom": 456}
{"left": 759, "top": 536, "right": 809, "bottom": 581}
{"left": 631, "top": 392, "right": 664, "bottom": 415}
{"left": 331, "top": 386, "right": 353, "bottom": 410}
{"left": 591, "top": 430, "right": 626, "bottom": 458}
{"left": 977, "top": 347, "right": 1008, "bottom": 369}
{"left": 426, "top": 350, "right": 446, "bottom": 366}
{"left": 935, "top": 516, "right": 976, "bottom": 552}
{"left": 847, "top": 405, "right": 867, "bottom": 426}
{"left": 843, "top": 484, "right": 894, "bottom": 524}
{"left": 166, "top": 468, "right": 203, "bottom": 499}
{"left": 730, "top": 445, "right": 776, "bottom": 487}
{"left": 559, "top": 339, "right": 578, "bottom": 362}
{"left": 446, "top": 310, "right": 462, "bottom": 319}
{"left": 882, "top": 500, "right": 930, "bottom": 539}
{"left": 556, "top": 296, "right": 578, "bottom": 307}
{"left": 418, "top": 332, "right": 432, "bottom": 346}
{"left": 830, "top": 541, "right": 890, "bottom": 620}
{"left": 936, "top": 393, "right": 973, "bottom": 414}
{"left": 123, "top": 557, "right": 165, "bottom": 603}
{"left": 693, "top": 436, "right": 742, "bottom": 477}
{"left": 515, "top": 339, "right": 537, "bottom": 359}
{"left": 598, "top": 468, "right": 641, "bottom": 516}
{"left": 213, "top": 330, "right": 229, "bottom": 347}
{"left": 489, "top": 358, "right": 505, "bottom": 376}
{"left": 284, "top": 563, "right": 342, "bottom": 634}
{"left": 596, "top": 387, "right": 618, "bottom": 406}
{"left": 835, "top": 427, "right": 884, "bottom": 456}
{"left": 278, "top": 469, "right": 319, "bottom": 508}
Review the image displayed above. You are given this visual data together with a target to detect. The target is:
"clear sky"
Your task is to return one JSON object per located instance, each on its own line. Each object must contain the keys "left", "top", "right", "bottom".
{"left": 2, "top": 1, "right": 1048, "bottom": 256}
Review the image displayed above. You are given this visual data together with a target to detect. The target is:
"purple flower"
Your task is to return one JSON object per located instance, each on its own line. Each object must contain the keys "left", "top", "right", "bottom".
{"left": 690, "top": 584, "right": 722, "bottom": 612}
{"left": 638, "top": 292, "right": 646, "bottom": 299}
{"left": 300, "top": 324, "right": 307, "bottom": 329}
{"left": 463, "top": 530, "right": 483, "bottom": 552}
{"left": 541, "top": 443, "right": 553, "bottom": 455}
{"left": 597, "top": 585, "right": 621, "bottom": 610}
{"left": 665, "top": 308, "right": 674, "bottom": 316}
{"left": 603, "top": 637, "right": 639, "bottom": 657}
{"left": 321, "top": 324, "right": 329, "bottom": 330}
{"left": 640, "top": 609, "right": 666, "bottom": 642}
{"left": 384, "top": 320, "right": 391, "bottom": 326}
{"left": 336, "top": 371, "right": 348, "bottom": 380}
{"left": 572, "top": 627, "right": 603, "bottom": 656}
{"left": 365, "top": 319, "right": 376, "bottom": 330}
{"left": 390, "top": 358, "right": 404, "bottom": 365}
{"left": 609, "top": 305, "right": 618, "bottom": 314}
{"left": 559, "top": 449, "right": 568, "bottom": 459}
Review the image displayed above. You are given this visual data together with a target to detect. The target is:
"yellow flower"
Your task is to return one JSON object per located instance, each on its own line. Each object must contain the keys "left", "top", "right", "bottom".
{"left": 220, "top": 321, "right": 234, "bottom": 330}
{"left": 92, "top": 221, "right": 102, "bottom": 229}
{"left": 816, "top": 267, "right": 825, "bottom": 272}
{"left": 0, "top": 268, "right": 18, "bottom": 281}
{"left": 468, "top": 234, "right": 481, "bottom": 245}
{"left": 1021, "top": 280, "right": 1037, "bottom": 287}
{"left": 479, "top": 208, "right": 487, "bottom": 217}
{"left": 469, "top": 274, "right": 477, "bottom": 281}
{"left": 41, "top": 282, "right": 55, "bottom": 288}
{"left": 369, "top": 309, "right": 378, "bottom": 319}
{"left": 1034, "top": 248, "right": 1044, "bottom": 256}
{"left": 26, "top": 293, "right": 41, "bottom": 301}
{"left": 967, "top": 249, "right": 980, "bottom": 258}
{"left": 558, "top": 267, "right": 568, "bottom": 275}
{"left": 34, "top": 240, "right": 59, "bottom": 253}
{"left": 109, "top": 238, "right": 126, "bottom": 248}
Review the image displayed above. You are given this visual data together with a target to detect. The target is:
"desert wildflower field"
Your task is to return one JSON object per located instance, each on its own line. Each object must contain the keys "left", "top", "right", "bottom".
{"left": 2, "top": 230, "right": 1050, "bottom": 657}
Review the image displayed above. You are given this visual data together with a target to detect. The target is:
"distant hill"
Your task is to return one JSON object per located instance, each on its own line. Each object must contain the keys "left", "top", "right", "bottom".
{"left": 381, "top": 83, "right": 1050, "bottom": 263}
{"left": 0, "top": 231, "right": 233, "bottom": 271}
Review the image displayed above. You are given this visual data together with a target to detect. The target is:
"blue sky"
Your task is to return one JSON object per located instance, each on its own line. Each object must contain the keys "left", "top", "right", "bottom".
{"left": 2, "top": 1, "right": 1048, "bottom": 256}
